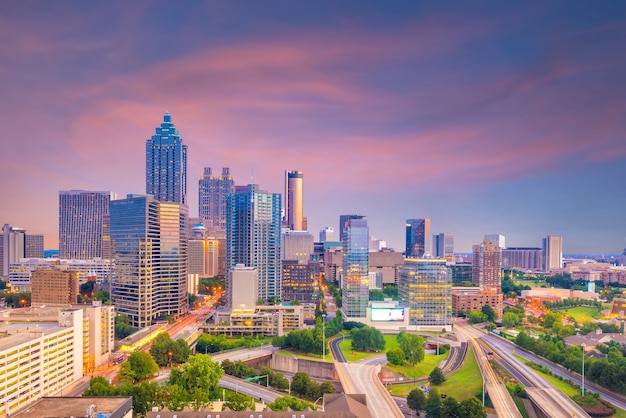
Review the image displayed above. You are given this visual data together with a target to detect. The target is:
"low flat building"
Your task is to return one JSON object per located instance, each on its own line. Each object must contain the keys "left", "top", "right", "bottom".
{"left": 12, "top": 396, "right": 132, "bottom": 418}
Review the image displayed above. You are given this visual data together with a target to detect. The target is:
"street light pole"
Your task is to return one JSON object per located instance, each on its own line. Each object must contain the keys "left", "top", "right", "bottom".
{"left": 581, "top": 343, "right": 586, "bottom": 396}
{"left": 322, "top": 313, "right": 327, "bottom": 360}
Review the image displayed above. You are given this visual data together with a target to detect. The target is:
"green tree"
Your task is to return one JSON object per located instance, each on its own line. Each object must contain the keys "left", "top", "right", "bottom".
{"left": 467, "top": 310, "right": 487, "bottom": 324}
{"left": 429, "top": 366, "right": 445, "bottom": 385}
{"left": 441, "top": 396, "right": 461, "bottom": 417}
{"left": 502, "top": 311, "right": 521, "bottom": 328}
{"left": 459, "top": 397, "right": 487, "bottom": 417}
{"left": 117, "top": 361, "right": 136, "bottom": 385}
{"left": 83, "top": 376, "right": 116, "bottom": 396}
{"left": 268, "top": 396, "right": 313, "bottom": 411}
{"left": 543, "top": 312, "right": 561, "bottom": 329}
{"left": 425, "top": 387, "right": 442, "bottom": 418}
{"left": 407, "top": 388, "right": 426, "bottom": 412}
{"left": 481, "top": 305, "right": 496, "bottom": 322}
{"left": 126, "top": 351, "right": 159, "bottom": 381}
{"left": 351, "top": 326, "right": 385, "bottom": 352}
{"left": 173, "top": 354, "right": 223, "bottom": 395}
{"left": 319, "top": 381, "right": 336, "bottom": 396}
{"left": 398, "top": 332, "right": 425, "bottom": 366}
{"left": 386, "top": 348, "right": 405, "bottom": 366}
{"left": 114, "top": 314, "right": 138, "bottom": 339}
{"left": 484, "top": 322, "right": 496, "bottom": 333}
{"left": 162, "top": 383, "right": 189, "bottom": 411}
{"left": 223, "top": 391, "right": 253, "bottom": 411}
{"left": 291, "top": 372, "right": 311, "bottom": 397}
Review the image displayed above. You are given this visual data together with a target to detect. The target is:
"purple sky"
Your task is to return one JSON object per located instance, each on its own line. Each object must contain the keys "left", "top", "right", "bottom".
{"left": 1, "top": 1, "right": 625, "bottom": 253}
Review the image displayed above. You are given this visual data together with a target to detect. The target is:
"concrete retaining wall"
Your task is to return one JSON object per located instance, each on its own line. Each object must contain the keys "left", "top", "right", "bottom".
{"left": 270, "top": 354, "right": 338, "bottom": 380}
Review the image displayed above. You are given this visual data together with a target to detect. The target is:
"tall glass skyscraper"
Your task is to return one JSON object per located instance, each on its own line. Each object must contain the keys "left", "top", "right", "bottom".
{"left": 110, "top": 194, "right": 188, "bottom": 328}
{"left": 341, "top": 215, "right": 369, "bottom": 318}
{"left": 146, "top": 112, "right": 188, "bottom": 204}
{"left": 406, "top": 218, "right": 431, "bottom": 257}
{"left": 226, "top": 184, "right": 281, "bottom": 303}
{"left": 285, "top": 170, "right": 304, "bottom": 231}
{"left": 59, "top": 190, "right": 112, "bottom": 260}
{"left": 198, "top": 167, "right": 234, "bottom": 227}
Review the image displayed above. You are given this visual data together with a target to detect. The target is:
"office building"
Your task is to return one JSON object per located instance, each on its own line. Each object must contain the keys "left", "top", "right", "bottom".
{"left": 542, "top": 235, "right": 563, "bottom": 271}
{"left": 31, "top": 266, "right": 79, "bottom": 305}
{"left": 450, "top": 262, "right": 473, "bottom": 285}
{"left": 319, "top": 226, "right": 336, "bottom": 242}
{"left": 398, "top": 257, "right": 452, "bottom": 328}
{"left": 502, "top": 247, "right": 542, "bottom": 270}
{"left": 472, "top": 239, "right": 502, "bottom": 292}
{"left": 281, "top": 230, "right": 314, "bottom": 263}
{"left": 369, "top": 251, "right": 404, "bottom": 285}
{"left": 227, "top": 264, "right": 258, "bottom": 311}
{"left": 282, "top": 260, "right": 319, "bottom": 302}
{"left": 452, "top": 287, "right": 503, "bottom": 318}
{"left": 198, "top": 167, "right": 234, "bottom": 227}
{"left": 406, "top": 218, "right": 431, "bottom": 257}
{"left": 25, "top": 234, "right": 44, "bottom": 258}
{"left": 285, "top": 171, "right": 304, "bottom": 231}
{"left": 59, "top": 190, "right": 112, "bottom": 260}
{"left": 433, "top": 232, "right": 454, "bottom": 260}
{"left": 226, "top": 184, "right": 281, "bottom": 303}
{"left": 1, "top": 224, "right": 26, "bottom": 279}
{"left": 484, "top": 234, "right": 506, "bottom": 249}
{"left": 110, "top": 195, "right": 188, "bottom": 328}
{"left": 146, "top": 112, "right": 187, "bottom": 204}
{"left": 341, "top": 216, "right": 369, "bottom": 318}
{"left": 188, "top": 223, "right": 220, "bottom": 277}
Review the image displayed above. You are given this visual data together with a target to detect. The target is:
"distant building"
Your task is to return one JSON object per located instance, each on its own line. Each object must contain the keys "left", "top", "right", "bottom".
{"left": 399, "top": 257, "right": 452, "bottom": 328}
{"left": 198, "top": 167, "right": 234, "bottom": 228}
{"left": 472, "top": 239, "right": 502, "bottom": 292}
{"left": 319, "top": 226, "right": 336, "bottom": 242}
{"left": 324, "top": 247, "right": 343, "bottom": 283}
{"left": 450, "top": 262, "right": 473, "bottom": 285}
{"left": 281, "top": 230, "right": 314, "bottom": 263}
{"left": 406, "top": 218, "right": 431, "bottom": 257}
{"left": 2, "top": 224, "right": 26, "bottom": 279}
{"left": 187, "top": 223, "right": 221, "bottom": 277}
{"left": 146, "top": 112, "right": 187, "bottom": 204}
{"left": 484, "top": 234, "right": 506, "bottom": 249}
{"left": 25, "top": 234, "right": 44, "bottom": 258}
{"left": 281, "top": 260, "right": 319, "bottom": 302}
{"left": 451, "top": 287, "right": 503, "bottom": 318}
{"left": 59, "top": 190, "right": 113, "bottom": 260}
{"left": 31, "top": 266, "right": 79, "bottom": 305}
{"left": 227, "top": 264, "right": 258, "bottom": 311}
{"left": 368, "top": 251, "right": 404, "bottom": 285}
{"left": 542, "top": 235, "right": 563, "bottom": 271}
{"left": 285, "top": 171, "right": 305, "bottom": 231}
{"left": 341, "top": 216, "right": 369, "bottom": 318}
{"left": 502, "top": 247, "right": 542, "bottom": 270}
{"left": 433, "top": 232, "right": 454, "bottom": 261}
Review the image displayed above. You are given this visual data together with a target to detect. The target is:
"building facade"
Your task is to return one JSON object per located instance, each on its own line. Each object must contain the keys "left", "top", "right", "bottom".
{"left": 341, "top": 216, "right": 369, "bottom": 318}
{"left": 110, "top": 195, "right": 188, "bottom": 328}
{"left": 1, "top": 224, "right": 25, "bottom": 279}
{"left": 146, "top": 112, "right": 188, "bottom": 204}
{"left": 281, "top": 230, "right": 314, "bottom": 263}
{"left": 226, "top": 184, "right": 281, "bottom": 303}
{"left": 31, "top": 266, "right": 79, "bottom": 305}
{"left": 433, "top": 232, "right": 454, "bottom": 260}
{"left": 451, "top": 287, "right": 503, "bottom": 318}
{"left": 542, "top": 235, "right": 563, "bottom": 271}
{"left": 285, "top": 170, "right": 304, "bottom": 231}
{"left": 24, "top": 234, "right": 44, "bottom": 258}
{"left": 405, "top": 218, "right": 431, "bottom": 257}
{"left": 227, "top": 264, "right": 258, "bottom": 311}
{"left": 398, "top": 258, "right": 452, "bottom": 328}
{"left": 281, "top": 260, "right": 319, "bottom": 303}
{"left": 319, "top": 226, "right": 336, "bottom": 242}
{"left": 502, "top": 247, "right": 542, "bottom": 270}
{"left": 198, "top": 167, "right": 234, "bottom": 227}
{"left": 472, "top": 239, "right": 502, "bottom": 292}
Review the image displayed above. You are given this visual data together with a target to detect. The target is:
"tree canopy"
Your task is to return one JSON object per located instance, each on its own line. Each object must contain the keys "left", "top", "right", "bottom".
{"left": 397, "top": 332, "right": 425, "bottom": 366}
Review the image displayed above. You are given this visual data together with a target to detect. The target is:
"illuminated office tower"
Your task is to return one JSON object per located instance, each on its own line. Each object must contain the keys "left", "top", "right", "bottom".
{"left": 285, "top": 171, "right": 304, "bottom": 231}
{"left": 146, "top": 112, "right": 188, "bottom": 204}
{"left": 226, "top": 184, "right": 281, "bottom": 303}
{"left": 542, "top": 235, "right": 563, "bottom": 271}
{"left": 472, "top": 239, "right": 502, "bottom": 292}
{"left": 59, "top": 190, "right": 112, "bottom": 260}
{"left": 198, "top": 167, "right": 234, "bottom": 227}
{"left": 281, "top": 230, "right": 314, "bottom": 264}
{"left": 110, "top": 194, "right": 188, "bottom": 328}
{"left": 398, "top": 257, "right": 452, "bottom": 329}
{"left": 341, "top": 215, "right": 369, "bottom": 318}
{"left": 406, "top": 218, "right": 431, "bottom": 257}
{"left": 1, "top": 224, "right": 26, "bottom": 279}
{"left": 433, "top": 232, "right": 454, "bottom": 260}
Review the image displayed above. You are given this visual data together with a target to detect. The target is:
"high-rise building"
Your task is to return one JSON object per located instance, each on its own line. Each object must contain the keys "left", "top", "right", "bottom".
{"left": 59, "top": 190, "right": 112, "bottom": 260}
{"left": 484, "top": 234, "right": 506, "bottom": 249}
{"left": 472, "top": 239, "right": 502, "bottom": 292}
{"left": 502, "top": 247, "right": 542, "bottom": 270}
{"left": 227, "top": 264, "right": 258, "bottom": 311}
{"left": 198, "top": 167, "right": 234, "bottom": 227}
{"left": 281, "top": 230, "right": 314, "bottom": 264}
{"left": 110, "top": 194, "right": 188, "bottom": 328}
{"left": 542, "top": 235, "right": 563, "bottom": 271}
{"left": 226, "top": 184, "right": 281, "bottom": 303}
{"left": 398, "top": 257, "right": 452, "bottom": 328}
{"left": 146, "top": 112, "right": 188, "bottom": 204}
{"left": 319, "top": 226, "right": 336, "bottom": 242}
{"left": 31, "top": 266, "right": 79, "bottom": 305}
{"left": 25, "top": 234, "right": 44, "bottom": 258}
{"left": 433, "top": 232, "right": 454, "bottom": 260}
{"left": 285, "top": 171, "right": 304, "bottom": 231}
{"left": 341, "top": 216, "right": 369, "bottom": 318}
{"left": 282, "top": 260, "right": 319, "bottom": 303}
{"left": 406, "top": 218, "right": 431, "bottom": 257}
{"left": 2, "top": 224, "right": 26, "bottom": 279}
{"left": 187, "top": 223, "right": 220, "bottom": 277}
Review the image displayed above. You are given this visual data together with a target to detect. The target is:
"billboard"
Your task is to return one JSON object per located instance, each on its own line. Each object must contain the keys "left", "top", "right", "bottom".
{"left": 371, "top": 307, "right": 405, "bottom": 322}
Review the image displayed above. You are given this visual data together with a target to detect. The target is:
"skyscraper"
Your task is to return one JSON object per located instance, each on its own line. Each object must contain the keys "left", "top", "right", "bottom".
{"left": 433, "top": 232, "right": 454, "bottom": 260}
{"left": 198, "top": 167, "right": 234, "bottom": 227}
{"left": 484, "top": 234, "right": 506, "bottom": 249}
{"left": 25, "top": 234, "right": 44, "bottom": 258}
{"left": 285, "top": 171, "right": 304, "bottom": 231}
{"left": 542, "top": 235, "right": 563, "bottom": 271}
{"left": 59, "top": 190, "right": 112, "bottom": 260}
{"left": 226, "top": 184, "right": 281, "bottom": 303}
{"left": 341, "top": 215, "right": 369, "bottom": 318}
{"left": 472, "top": 239, "right": 502, "bottom": 292}
{"left": 146, "top": 112, "right": 188, "bottom": 204}
{"left": 406, "top": 218, "right": 431, "bottom": 257}
{"left": 1, "top": 224, "right": 26, "bottom": 279}
{"left": 319, "top": 226, "right": 336, "bottom": 242}
{"left": 110, "top": 194, "right": 188, "bottom": 328}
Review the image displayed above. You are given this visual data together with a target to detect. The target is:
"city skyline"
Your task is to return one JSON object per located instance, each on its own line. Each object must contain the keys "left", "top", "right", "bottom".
{"left": 1, "top": 2, "right": 625, "bottom": 253}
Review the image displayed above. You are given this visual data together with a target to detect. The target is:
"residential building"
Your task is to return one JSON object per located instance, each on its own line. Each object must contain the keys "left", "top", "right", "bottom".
{"left": 59, "top": 190, "right": 112, "bottom": 260}
{"left": 110, "top": 195, "right": 188, "bottom": 328}
{"left": 145, "top": 112, "right": 187, "bottom": 204}
{"left": 31, "top": 266, "right": 79, "bottom": 305}
{"left": 472, "top": 239, "right": 502, "bottom": 292}
{"left": 198, "top": 167, "right": 234, "bottom": 227}
{"left": 451, "top": 287, "right": 503, "bottom": 318}
{"left": 398, "top": 257, "right": 452, "bottom": 328}
{"left": 341, "top": 216, "right": 369, "bottom": 318}
{"left": 502, "top": 247, "right": 542, "bottom": 270}
{"left": 226, "top": 184, "right": 281, "bottom": 303}
{"left": 543, "top": 235, "right": 563, "bottom": 271}
{"left": 285, "top": 170, "right": 304, "bottom": 231}
{"left": 405, "top": 218, "right": 431, "bottom": 257}
{"left": 25, "top": 234, "right": 44, "bottom": 258}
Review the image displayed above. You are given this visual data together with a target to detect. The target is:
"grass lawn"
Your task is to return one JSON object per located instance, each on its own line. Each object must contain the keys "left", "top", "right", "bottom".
{"left": 558, "top": 306, "right": 602, "bottom": 322}
{"left": 338, "top": 334, "right": 398, "bottom": 362}
{"left": 386, "top": 351, "right": 449, "bottom": 379}
{"left": 389, "top": 346, "right": 482, "bottom": 401}
{"left": 275, "top": 349, "right": 334, "bottom": 362}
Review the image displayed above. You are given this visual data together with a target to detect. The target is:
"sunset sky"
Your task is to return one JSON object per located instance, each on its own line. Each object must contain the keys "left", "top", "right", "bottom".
{"left": 1, "top": 1, "right": 625, "bottom": 253}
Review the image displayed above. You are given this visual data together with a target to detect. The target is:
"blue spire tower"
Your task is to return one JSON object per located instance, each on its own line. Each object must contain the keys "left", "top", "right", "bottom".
{"left": 146, "top": 112, "right": 188, "bottom": 204}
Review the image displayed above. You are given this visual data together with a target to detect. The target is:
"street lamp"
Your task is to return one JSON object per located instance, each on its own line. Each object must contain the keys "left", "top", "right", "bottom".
{"left": 322, "top": 313, "right": 327, "bottom": 360}
{"left": 481, "top": 356, "right": 487, "bottom": 406}
{"left": 167, "top": 351, "right": 173, "bottom": 368}
{"left": 314, "top": 396, "right": 324, "bottom": 411}
{"left": 581, "top": 343, "right": 586, "bottom": 396}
